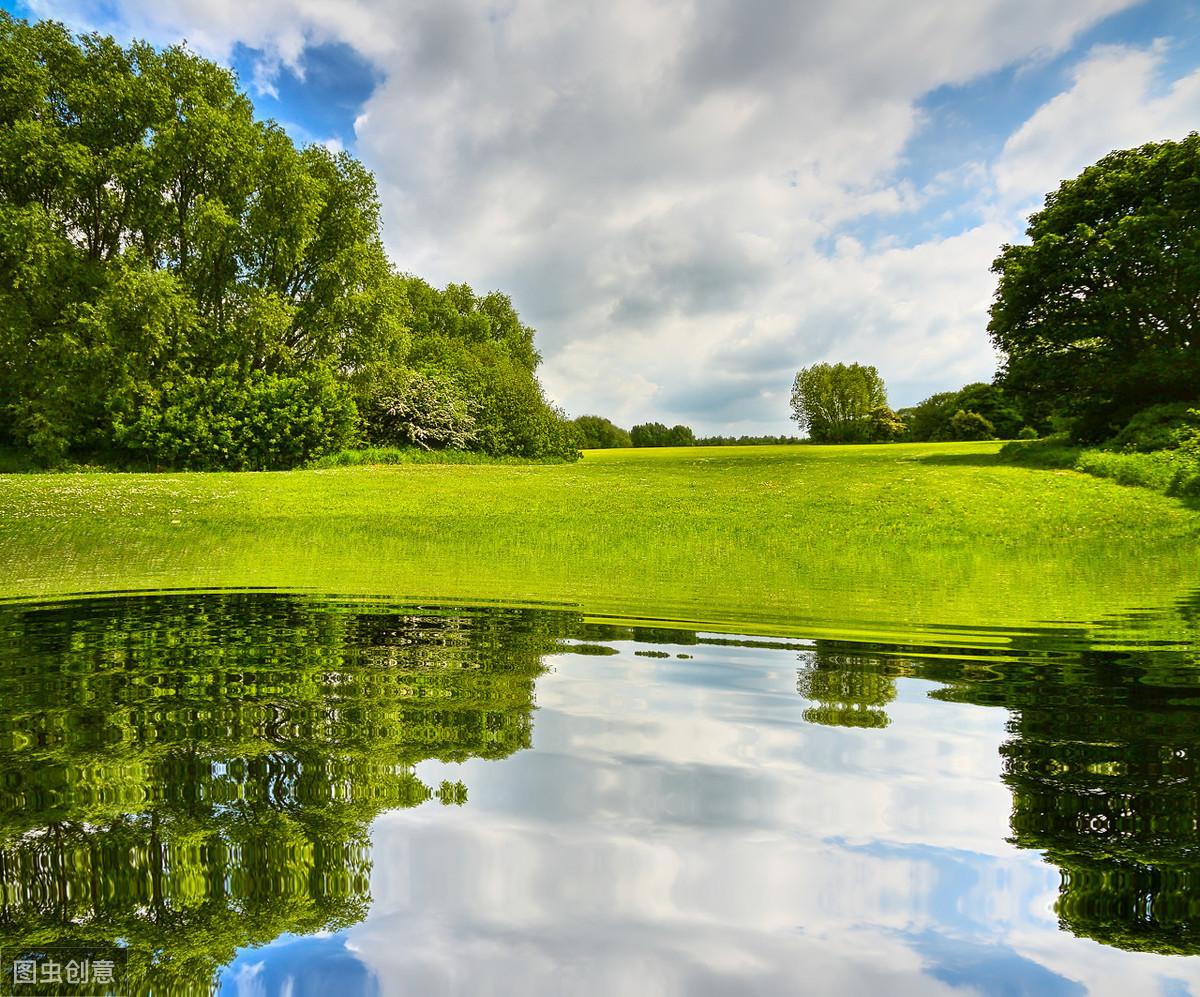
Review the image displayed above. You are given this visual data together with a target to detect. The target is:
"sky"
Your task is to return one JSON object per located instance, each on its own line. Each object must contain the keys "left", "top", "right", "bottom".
{"left": 6, "top": 0, "right": 1200, "bottom": 434}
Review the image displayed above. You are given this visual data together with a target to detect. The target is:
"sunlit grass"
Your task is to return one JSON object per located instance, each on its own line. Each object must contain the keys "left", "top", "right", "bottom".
{"left": 1, "top": 441, "right": 1197, "bottom": 642}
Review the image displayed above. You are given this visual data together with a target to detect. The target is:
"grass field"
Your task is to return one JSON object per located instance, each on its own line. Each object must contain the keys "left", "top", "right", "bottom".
{"left": 1, "top": 441, "right": 1197, "bottom": 643}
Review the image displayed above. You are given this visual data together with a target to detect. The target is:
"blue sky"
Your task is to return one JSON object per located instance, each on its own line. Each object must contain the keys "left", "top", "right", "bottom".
{"left": 6, "top": 0, "right": 1200, "bottom": 431}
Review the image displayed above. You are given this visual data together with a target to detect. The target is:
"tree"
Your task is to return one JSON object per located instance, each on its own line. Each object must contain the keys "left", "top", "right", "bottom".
{"left": 631, "top": 422, "right": 669, "bottom": 447}
{"left": 573, "top": 415, "right": 632, "bottom": 449}
{"left": 989, "top": 134, "right": 1200, "bottom": 441}
{"left": 789, "top": 363, "right": 888, "bottom": 442}
{"left": 0, "top": 13, "right": 575, "bottom": 467}
{"left": 864, "top": 405, "right": 907, "bottom": 442}
{"left": 948, "top": 409, "right": 995, "bottom": 441}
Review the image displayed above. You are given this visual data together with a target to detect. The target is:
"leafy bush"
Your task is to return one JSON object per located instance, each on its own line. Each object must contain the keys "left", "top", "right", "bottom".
{"left": 363, "top": 371, "right": 479, "bottom": 450}
{"left": 112, "top": 366, "right": 358, "bottom": 470}
{"left": 865, "top": 405, "right": 907, "bottom": 442}
{"left": 1106, "top": 402, "right": 1200, "bottom": 453}
{"left": 1018, "top": 426, "right": 1039, "bottom": 440}
{"left": 1000, "top": 436, "right": 1200, "bottom": 499}
{"left": 948, "top": 410, "right": 995, "bottom": 441}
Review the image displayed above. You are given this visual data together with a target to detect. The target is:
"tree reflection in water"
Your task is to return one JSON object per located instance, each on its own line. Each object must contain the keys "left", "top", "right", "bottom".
{"left": 794, "top": 611, "right": 1200, "bottom": 956}
{"left": 0, "top": 594, "right": 567, "bottom": 993}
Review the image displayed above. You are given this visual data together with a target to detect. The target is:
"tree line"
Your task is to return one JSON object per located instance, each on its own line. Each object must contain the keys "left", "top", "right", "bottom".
{"left": 0, "top": 14, "right": 578, "bottom": 469}
{"left": 789, "top": 134, "right": 1200, "bottom": 449}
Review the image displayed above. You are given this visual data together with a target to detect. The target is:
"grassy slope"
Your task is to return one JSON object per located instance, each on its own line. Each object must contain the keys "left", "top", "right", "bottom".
{"left": 0, "top": 441, "right": 1197, "bottom": 641}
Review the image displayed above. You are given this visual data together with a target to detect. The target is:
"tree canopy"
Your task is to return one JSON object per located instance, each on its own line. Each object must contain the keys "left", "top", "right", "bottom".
{"left": 0, "top": 13, "right": 577, "bottom": 467}
{"left": 989, "top": 134, "right": 1200, "bottom": 441}
{"left": 789, "top": 362, "right": 888, "bottom": 442}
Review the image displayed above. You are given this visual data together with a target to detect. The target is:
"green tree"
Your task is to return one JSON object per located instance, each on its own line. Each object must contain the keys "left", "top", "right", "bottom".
{"left": 631, "top": 422, "right": 670, "bottom": 447}
{"left": 989, "top": 133, "right": 1200, "bottom": 441}
{"left": 573, "top": 415, "right": 632, "bottom": 449}
{"left": 0, "top": 13, "right": 401, "bottom": 466}
{"left": 948, "top": 409, "right": 995, "bottom": 441}
{"left": 789, "top": 362, "right": 888, "bottom": 443}
{"left": 865, "top": 405, "right": 907, "bottom": 442}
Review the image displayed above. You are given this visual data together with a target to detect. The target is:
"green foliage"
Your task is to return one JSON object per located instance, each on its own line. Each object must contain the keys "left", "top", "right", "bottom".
{"left": 1018, "top": 426, "right": 1039, "bottom": 440}
{"left": 865, "top": 405, "right": 907, "bottom": 443}
{"left": 1107, "top": 402, "right": 1200, "bottom": 453}
{"left": 989, "top": 133, "right": 1200, "bottom": 440}
{"left": 630, "top": 422, "right": 696, "bottom": 447}
{"left": 400, "top": 278, "right": 580, "bottom": 461}
{"left": 695, "top": 434, "right": 805, "bottom": 446}
{"left": 0, "top": 15, "right": 575, "bottom": 469}
{"left": 901, "top": 383, "right": 1022, "bottom": 442}
{"left": 948, "top": 409, "right": 995, "bottom": 441}
{"left": 573, "top": 414, "right": 632, "bottom": 449}
{"left": 0, "top": 593, "right": 559, "bottom": 992}
{"left": 790, "top": 362, "right": 888, "bottom": 442}
{"left": 1001, "top": 437, "right": 1200, "bottom": 500}
{"left": 363, "top": 370, "right": 479, "bottom": 451}
{"left": 112, "top": 365, "right": 358, "bottom": 470}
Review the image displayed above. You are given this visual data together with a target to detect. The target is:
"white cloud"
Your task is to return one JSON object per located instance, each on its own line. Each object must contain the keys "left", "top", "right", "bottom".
{"left": 29, "top": 0, "right": 1198, "bottom": 431}
{"left": 994, "top": 41, "right": 1200, "bottom": 207}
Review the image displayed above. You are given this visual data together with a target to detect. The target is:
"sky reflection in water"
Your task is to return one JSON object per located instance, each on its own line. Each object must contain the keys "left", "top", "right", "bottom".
{"left": 0, "top": 593, "right": 1195, "bottom": 995}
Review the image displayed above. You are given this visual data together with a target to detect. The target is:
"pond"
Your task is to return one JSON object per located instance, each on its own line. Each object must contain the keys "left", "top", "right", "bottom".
{"left": 0, "top": 590, "right": 1197, "bottom": 994}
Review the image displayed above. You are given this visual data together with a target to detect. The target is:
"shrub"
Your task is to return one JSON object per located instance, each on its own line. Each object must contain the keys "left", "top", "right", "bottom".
{"left": 865, "top": 405, "right": 907, "bottom": 442}
{"left": 1018, "top": 426, "right": 1039, "bottom": 440}
{"left": 948, "top": 409, "right": 995, "bottom": 441}
{"left": 363, "top": 370, "right": 479, "bottom": 450}
{"left": 1106, "top": 402, "right": 1200, "bottom": 453}
{"left": 112, "top": 366, "right": 358, "bottom": 470}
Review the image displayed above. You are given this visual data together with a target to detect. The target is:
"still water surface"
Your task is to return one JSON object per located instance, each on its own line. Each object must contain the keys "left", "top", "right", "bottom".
{"left": 0, "top": 591, "right": 1198, "bottom": 995}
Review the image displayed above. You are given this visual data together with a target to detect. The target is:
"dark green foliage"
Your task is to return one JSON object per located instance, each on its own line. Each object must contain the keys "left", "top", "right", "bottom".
{"left": 900, "top": 383, "right": 1023, "bottom": 441}
{"left": 1107, "top": 402, "right": 1200, "bottom": 453}
{"left": 573, "top": 414, "right": 632, "bottom": 449}
{"left": 1018, "top": 426, "right": 1039, "bottom": 440}
{"left": 695, "top": 434, "right": 805, "bottom": 446}
{"left": 790, "top": 362, "right": 888, "bottom": 442}
{"left": 952, "top": 383, "right": 1024, "bottom": 438}
{"left": 630, "top": 422, "right": 696, "bottom": 447}
{"left": 948, "top": 409, "right": 995, "bottom": 441}
{"left": 989, "top": 134, "right": 1200, "bottom": 441}
{"left": 1001, "top": 436, "right": 1200, "bottom": 499}
{"left": 897, "top": 392, "right": 958, "bottom": 442}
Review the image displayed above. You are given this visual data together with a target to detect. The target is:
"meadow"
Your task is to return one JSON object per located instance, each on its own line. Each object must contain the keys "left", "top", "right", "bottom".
{"left": 1, "top": 441, "right": 1197, "bottom": 644}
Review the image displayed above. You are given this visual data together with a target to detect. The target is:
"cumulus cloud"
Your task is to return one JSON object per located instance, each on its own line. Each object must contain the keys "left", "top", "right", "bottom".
{"left": 994, "top": 41, "right": 1200, "bottom": 207}
{"left": 28, "top": 0, "right": 1199, "bottom": 431}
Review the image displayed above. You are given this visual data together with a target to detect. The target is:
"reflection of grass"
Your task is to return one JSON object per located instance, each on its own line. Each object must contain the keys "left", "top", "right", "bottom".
{"left": 0, "top": 442, "right": 1197, "bottom": 639}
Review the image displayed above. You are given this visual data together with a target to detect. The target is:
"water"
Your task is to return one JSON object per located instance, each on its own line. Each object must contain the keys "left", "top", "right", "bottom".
{"left": 0, "top": 591, "right": 1197, "bottom": 995}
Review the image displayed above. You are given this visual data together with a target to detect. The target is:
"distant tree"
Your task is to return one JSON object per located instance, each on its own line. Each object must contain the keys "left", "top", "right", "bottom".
{"left": 573, "top": 415, "right": 632, "bottom": 449}
{"left": 865, "top": 405, "right": 907, "bottom": 443}
{"left": 948, "top": 409, "right": 996, "bottom": 441}
{"left": 666, "top": 424, "right": 696, "bottom": 446}
{"left": 789, "top": 363, "right": 888, "bottom": 443}
{"left": 953, "top": 383, "right": 1024, "bottom": 439}
{"left": 989, "top": 134, "right": 1200, "bottom": 441}
{"left": 630, "top": 422, "right": 668, "bottom": 447}
{"left": 900, "top": 383, "right": 1024, "bottom": 442}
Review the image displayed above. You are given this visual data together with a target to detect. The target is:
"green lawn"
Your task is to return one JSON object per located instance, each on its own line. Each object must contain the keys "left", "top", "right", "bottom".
{"left": 1, "top": 441, "right": 1197, "bottom": 643}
